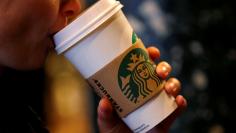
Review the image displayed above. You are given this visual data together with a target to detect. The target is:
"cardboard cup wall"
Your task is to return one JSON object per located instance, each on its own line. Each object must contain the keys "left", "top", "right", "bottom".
{"left": 53, "top": 0, "right": 177, "bottom": 132}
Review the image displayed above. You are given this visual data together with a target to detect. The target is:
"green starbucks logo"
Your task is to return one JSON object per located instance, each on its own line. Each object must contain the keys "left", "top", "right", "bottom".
{"left": 132, "top": 31, "right": 138, "bottom": 44}
{"left": 118, "top": 48, "right": 162, "bottom": 104}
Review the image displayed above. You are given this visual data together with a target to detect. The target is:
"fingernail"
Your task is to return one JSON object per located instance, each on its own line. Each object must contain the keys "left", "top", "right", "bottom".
{"left": 157, "top": 62, "right": 172, "bottom": 79}
{"left": 171, "top": 83, "right": 178, "bottom": 94}
{"left": 162, "top": 66, "right": 169, "bottom": 77}
{"left": 172, "top": 78, "right": 181, "bottom": 93}
{"left": 165, "top": 81, "right": 173, "bottom": 94}
{"left": 98, "top": 100, "right": 112, "bottom": 120}
{"left": 177, "top": 95, "right": 187, "bottom": 106}
{"left": 148, "top": 47, "right": 160, "bottom": 60}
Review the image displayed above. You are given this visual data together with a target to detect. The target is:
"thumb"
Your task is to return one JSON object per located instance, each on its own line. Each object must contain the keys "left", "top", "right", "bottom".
{"left": 97, "top": 98, "right": 120, "bottom": 132}
{"left": 97, "top": 98, "right": 131, "bottom": 133}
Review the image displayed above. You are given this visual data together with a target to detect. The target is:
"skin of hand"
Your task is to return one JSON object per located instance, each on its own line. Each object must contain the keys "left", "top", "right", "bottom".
{"left": 97, "top": 46, "right": 187, "bottom": 133}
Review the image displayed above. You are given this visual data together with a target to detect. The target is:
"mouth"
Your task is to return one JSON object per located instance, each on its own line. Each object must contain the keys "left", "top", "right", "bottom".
{"left": 46, "top": 37, "right": 55, "bottom": 50}
{"left": 48, "top": 33, "right": 57, "bottom": 49}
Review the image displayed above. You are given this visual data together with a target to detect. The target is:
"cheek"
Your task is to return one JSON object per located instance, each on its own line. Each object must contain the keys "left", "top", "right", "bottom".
{"left": 29, "top": 1, "right": 60, "bottom": 34}
{"left": 40, "top": 10, "right": 59, "bottom": 33}
{"left": 0, "top": 1, "right": 61, "bottom": 70}
{"left": 48, "top": 12, "right": 68, "bottom": 34}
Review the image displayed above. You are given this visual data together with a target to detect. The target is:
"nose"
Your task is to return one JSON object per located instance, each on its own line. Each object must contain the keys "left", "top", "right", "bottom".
{"left": 49, "top": 0, "right": 81, "bottom": 35}
{"left": 60, "top": 0, "right": 81, "bottom": 21}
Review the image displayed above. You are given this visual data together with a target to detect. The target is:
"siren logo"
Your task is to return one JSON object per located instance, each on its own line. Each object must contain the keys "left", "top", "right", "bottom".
{"left": 118, "top": 48, "right": 162, "bottom": 104}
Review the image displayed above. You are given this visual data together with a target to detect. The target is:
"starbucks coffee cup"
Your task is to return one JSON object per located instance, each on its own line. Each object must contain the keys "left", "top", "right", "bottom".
{"left": 53, "top": 0, "right": 177, "bottom": 132}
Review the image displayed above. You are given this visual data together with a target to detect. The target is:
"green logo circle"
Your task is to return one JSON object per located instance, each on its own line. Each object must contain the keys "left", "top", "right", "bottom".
{"left": 118, "top": 48, "right": 162, "bottom": 104}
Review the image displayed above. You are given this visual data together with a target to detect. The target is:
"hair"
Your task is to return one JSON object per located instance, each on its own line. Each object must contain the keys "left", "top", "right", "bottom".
{"left": 128, "top": 62, "right": 161, "bottom": 103}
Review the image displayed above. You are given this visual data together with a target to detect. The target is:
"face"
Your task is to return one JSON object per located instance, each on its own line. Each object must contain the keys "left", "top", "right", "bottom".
{"left": 0, "top": 0, "right": 80, "bottom": 70}
{"left": 137, "top": 63, "right": 149, "bottom": 79}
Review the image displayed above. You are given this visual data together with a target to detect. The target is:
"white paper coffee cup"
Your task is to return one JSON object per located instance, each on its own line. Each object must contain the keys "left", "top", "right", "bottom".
{"left": 53, "top": 0, "right": 177, "bottom": 132}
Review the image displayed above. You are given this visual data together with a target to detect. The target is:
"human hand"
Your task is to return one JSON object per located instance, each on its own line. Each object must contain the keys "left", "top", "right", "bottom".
{"left": 97, "top": 46, "right": 187, "bottom": 133}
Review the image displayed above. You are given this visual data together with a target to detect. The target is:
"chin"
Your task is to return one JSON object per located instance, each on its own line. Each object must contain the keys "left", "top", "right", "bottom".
{"left": 23, "top": 43, "right": 52, "bottom": 70}
{"left": 13, "top": 60, "right": 45, "bottom": 71}
{"left": 27, "top": 54, "right": 49, "bottom": 70}
{"left": 27, "top": 61, "right": 45, "bottom": 70}
{"left": 13, "top": 53, "right": 48, "bottom": 71}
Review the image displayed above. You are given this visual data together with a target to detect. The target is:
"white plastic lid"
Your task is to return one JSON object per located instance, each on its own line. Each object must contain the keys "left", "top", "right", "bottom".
{"left": 54, "top": 0, "right": 123, "bottom": 54}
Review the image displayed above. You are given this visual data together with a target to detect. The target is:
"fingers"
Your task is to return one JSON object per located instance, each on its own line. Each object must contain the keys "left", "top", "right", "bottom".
{"left": 155, "top": 59, "right": 182, "bottom": 100}
{"left": 166, "top": 95, "right": 187, "bottom": 123}
{"left": 97, "top": 98, "right": 117, "bottom": 130}
{"left": 98, "top": 98, "right": 113, "bottom": 120}
{"left": 176, "top": 95, "right": 187, "bottom": 110}
{"left": 156, "top": 61, "right": 172, "bottom": 79}
{"left": 97, "top": 98, "right": 116, "bottom": 132}
{"left": 164, "top": 78, "right": 181, "bottom": 97}
{"left": 147, "top": 46, "right": 160, "bottom": 61}
{"left": 147, "top": 47, "right": 187, "bottom": 133}
{"left": 155, "top": 95, "right": 187, "bottom": 132}
{"left": 157, "top": 81, "right": 186, "bottom": 131}
{"left": 97, "top": 98, "right": 132, "bottom": 133}
{"left": 147, "top": 47, "right": 171, "bottom": 79}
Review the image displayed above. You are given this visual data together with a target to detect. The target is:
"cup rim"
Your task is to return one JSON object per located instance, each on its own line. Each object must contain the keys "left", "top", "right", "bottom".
{"left": 53, "top": 0, "right": 123, "bottom": 54}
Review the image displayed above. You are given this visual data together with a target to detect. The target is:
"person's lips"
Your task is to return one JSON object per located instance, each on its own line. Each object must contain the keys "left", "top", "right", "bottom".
{"left": 48, "top": 39, "right": 55, "bottom": 49}
{"left": 48, "top": 33, "right": 57, "bottom": 49}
